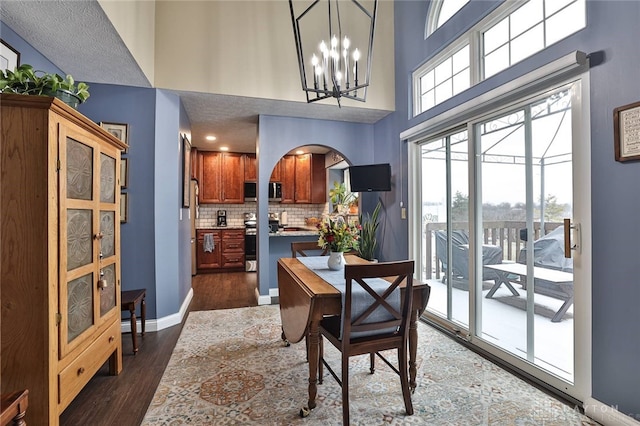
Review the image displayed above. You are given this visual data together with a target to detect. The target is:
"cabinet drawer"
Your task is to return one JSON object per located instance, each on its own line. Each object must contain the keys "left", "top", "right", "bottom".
{"left": 58, "top": 320, "right": 120, "bottom": 409}
{"left": 221, "top": 252, "right": 244, "bottom": 268}
{"left": 222, "top": 239, "right": 244, "bottom": 253}
{"left": 222, "top": 229, "right": 244, "bottom": 239}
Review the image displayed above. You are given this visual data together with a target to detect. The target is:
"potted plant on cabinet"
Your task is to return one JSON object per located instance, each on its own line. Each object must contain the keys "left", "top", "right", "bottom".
{"left": 358, "top": 201, "right": 381, "bottom": 261}
{"left": 0, "top": 64, "right": 90, "bottom": 108}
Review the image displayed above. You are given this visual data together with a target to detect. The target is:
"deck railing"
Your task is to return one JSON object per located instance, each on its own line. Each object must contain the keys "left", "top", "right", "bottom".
{"left": 424, "top": 221, "right": 563, "bottom": 279}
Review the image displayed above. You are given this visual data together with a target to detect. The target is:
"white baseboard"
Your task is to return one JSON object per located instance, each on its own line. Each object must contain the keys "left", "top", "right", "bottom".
{"left": 258, "top": 288, "right": 279, "bottom": 306}
{"left": 121, "top": 288, "right": 193, "bottom": 333}
{"left": 583, "top": 397, "right": 640, "bottom": 426}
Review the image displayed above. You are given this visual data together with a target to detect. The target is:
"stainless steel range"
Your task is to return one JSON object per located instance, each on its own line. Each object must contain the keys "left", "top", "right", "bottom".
{"left": 244, "top": 213, "right": 257, "bottom": 272}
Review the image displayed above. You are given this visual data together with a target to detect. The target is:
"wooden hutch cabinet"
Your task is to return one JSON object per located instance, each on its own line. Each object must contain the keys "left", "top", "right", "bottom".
{"left": 0, "top": 94, "right": 125, "bottom": 425}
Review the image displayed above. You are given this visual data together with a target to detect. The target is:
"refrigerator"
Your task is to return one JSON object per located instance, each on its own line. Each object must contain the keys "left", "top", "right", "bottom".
{"left": 190, "top": 179, "right": 198, "bottom": 275}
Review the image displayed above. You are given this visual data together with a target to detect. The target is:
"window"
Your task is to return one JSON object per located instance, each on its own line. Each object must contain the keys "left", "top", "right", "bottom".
{"left": 426, "top": 0, "right": 470, "bottom": 37}
{"left": 414, "top": 0, "right": 586, "bottom": 116}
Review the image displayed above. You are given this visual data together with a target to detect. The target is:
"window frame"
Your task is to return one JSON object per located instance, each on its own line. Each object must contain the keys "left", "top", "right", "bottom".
{"left": 414, "top": 0, "right": 586, "bottom": 117}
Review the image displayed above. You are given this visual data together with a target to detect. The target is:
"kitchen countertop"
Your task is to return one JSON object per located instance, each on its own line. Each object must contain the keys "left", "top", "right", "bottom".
{"left": 269, "top": 230, "right": 318, "bottom": 237}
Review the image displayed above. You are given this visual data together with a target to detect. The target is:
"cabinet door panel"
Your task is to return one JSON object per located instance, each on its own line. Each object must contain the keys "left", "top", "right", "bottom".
{"left": 199, "top": 152, "right": 222, "bottom": 203}
{"left": 67, "top": 273, "right": 95, "bottom": 343}
{"left": 100, "top": 211, "right": 115, "bottom": 258}
{"left": 280, "top": 155, "right": 296, "bottom": 203}
{"left": 100, "top": 263, "right": 117, "bottom": 317}
{"left": 221, "top": 153, "right": 244, "bottom": 203}
{"left": 67, "top": 209, "right": 94, "bottom": 270}
{"left": 244, "top": 154, "right": 257, "bottom": 181}
{"left": 294, "top": 154, "right": 312, "bottom": 203}
{"left": 67, "top": 138, "right": 94, "bottom": 200}
{"left": 100, "top": 153, "right": 116, "bottom": 203}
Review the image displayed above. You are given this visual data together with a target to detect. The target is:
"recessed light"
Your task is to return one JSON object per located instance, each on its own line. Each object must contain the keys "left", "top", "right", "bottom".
{"left": 206, "top": 135, "right": 217, "bottom": 141}
{"left": 295, "top": 150, "right": 305, "bottom": 155}
{"left": 220, "top": 146, "right": 229, "bottom": 151}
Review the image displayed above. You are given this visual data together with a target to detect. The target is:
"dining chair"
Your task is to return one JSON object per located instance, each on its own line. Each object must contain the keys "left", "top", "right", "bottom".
{"left": 318, "top": 260, "right": 415, "bottom": 425}
{"left": 291, "top": 241, "right": 328, "bottom": 258}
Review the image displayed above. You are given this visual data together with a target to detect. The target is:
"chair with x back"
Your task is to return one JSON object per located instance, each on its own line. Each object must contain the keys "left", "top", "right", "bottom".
{"left": 291, "top": 241, "right": 328, "bottom": 258}
{"left": 318, "top": 260, "right": 415, "bottom": 425}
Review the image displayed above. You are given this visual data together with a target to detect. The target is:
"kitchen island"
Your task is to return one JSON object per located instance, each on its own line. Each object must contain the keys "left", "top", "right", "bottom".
{"left": 268, "top": 228, "right": 321, "bottom": 293}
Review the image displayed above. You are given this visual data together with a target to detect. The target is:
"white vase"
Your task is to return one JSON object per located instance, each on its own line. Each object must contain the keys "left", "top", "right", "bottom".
{"left": 327, "top": 251, "right": 345, "bottom": 270}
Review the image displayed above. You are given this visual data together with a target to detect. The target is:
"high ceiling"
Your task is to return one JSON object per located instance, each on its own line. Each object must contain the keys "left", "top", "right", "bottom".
{"left": 0, "top": 0, "right": 391, "bottom": 153}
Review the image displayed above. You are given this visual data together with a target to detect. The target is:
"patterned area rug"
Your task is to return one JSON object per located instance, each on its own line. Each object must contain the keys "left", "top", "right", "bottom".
{"left": 142, "top": 305, "right": 596, "bottom": 425}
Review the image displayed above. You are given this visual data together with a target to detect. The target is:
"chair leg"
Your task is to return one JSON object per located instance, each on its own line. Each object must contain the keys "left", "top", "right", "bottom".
{"left": 398, "top": 346, "right": 414, "bottom": 415}
{"left": 342, "top": 354, "right": 350, "bottom": 426}
{"left": 369, "top": 352, "right": 375, "bottom": 374}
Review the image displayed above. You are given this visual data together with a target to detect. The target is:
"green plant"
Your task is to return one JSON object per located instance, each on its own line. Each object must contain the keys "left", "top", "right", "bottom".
{"left": 0, "top": 64, "right": 90, "bottom": 103}
{"left": 328, "top": 181, "right": 355, "bottom": 213}
{"left": 358, "top": 201, "right": 381, "bottom": 261}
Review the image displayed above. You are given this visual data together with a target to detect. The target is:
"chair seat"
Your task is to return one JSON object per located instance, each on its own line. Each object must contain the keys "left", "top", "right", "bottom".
{"left": 320, "top": 315, "right": 400, "bottom": 345}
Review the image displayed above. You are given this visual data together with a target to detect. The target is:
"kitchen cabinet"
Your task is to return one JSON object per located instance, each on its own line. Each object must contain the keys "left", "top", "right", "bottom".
{"left": 198, "top": 152, "right": 244, "bottom": 203}
{"left": 244, "top": 154, "right": 281, "bottom": 182}
{"left": 196, "top": 229, "right": 245, "bottom": 272}
{"left": 196, "top": 230, "right": 222, "bottom": 271}
{"left": 190, "top": 147, "right": 199, "bottom": 180}
{"left": 220, "top": 229, "right": 245, "bottom": 269}
{"left": 281, "top": 153, "right": 326, "bottom": 204}
{"left": 0, "top": 94, "right": 124, "bottom": 425}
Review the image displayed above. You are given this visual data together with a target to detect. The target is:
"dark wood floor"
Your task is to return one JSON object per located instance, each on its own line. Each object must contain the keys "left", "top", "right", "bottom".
{"left": 60, "top": 272, "right": 258, "bottom": 426}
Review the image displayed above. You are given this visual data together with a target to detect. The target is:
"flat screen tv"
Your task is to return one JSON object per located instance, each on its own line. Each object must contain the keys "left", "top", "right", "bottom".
{"left": 349, "top": 163, "right": 391, "bottom": 192}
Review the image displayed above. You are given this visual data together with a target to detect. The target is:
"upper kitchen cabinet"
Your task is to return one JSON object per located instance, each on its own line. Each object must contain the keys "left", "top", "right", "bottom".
{"left": 281, "top": 153, "right": 326, "bottom": 204}
{"left": 190, "top": 147, "right": 199, "bottom": 180}
{"left": 244, "top": 154, "right": 281, "bottom": 182}
{"left": 199, "top": 152, "right": 244, "bottom": 203}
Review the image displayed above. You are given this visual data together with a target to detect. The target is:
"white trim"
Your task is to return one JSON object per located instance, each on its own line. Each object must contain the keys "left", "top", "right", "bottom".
{"left": 584, "top": 397, "right": 640, "bottom": 426}
{"left": 258, "top": 288, "right": 278, "bottom": 305}
{"left": 120, "top": 288, "right": 193, "bottom": 333}
{"left": 402, "top": 51, "right": 588, "bottom": 143}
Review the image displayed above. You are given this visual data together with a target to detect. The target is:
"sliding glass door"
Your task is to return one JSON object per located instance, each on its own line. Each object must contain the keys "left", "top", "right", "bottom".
{"left": 416, "top": 79, "right": 589, "bottom": 400}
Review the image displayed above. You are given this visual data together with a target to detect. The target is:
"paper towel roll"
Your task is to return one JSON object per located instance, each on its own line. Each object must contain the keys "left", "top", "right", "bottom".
{"left": 281, "top": 211, "right": 288, "bottom": 226}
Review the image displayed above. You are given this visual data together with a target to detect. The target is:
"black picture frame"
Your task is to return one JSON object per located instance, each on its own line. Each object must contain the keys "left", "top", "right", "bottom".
{"left": 0, "top": 39, "right": 20, "bottom": 71}
{"left": 182, "top": 135, "right": 191, "bottom": 207}
{"left": 613, "top": 101, "right": 640, "bottom": 162}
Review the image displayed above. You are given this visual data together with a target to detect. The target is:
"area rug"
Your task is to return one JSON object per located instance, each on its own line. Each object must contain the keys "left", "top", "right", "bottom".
{"left": 142, "top": 305, "right": 596, "bottom": 425}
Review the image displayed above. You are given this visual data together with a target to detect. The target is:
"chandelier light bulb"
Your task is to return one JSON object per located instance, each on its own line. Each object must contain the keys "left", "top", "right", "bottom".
{"left": 335, "top": 70, "right": 343, "bottom": 82}
{"left": 331, "top": 35, "right": 338, "bottom": 48}
{"left": 315, "top": 66, "right": 323, "bottom": 76}
{"left": 343, "top": 36, "right": 350, "bottom": 50}
{"left": 311, "top": 54, "right": 319, "bottom": 67}
{"left": 353, "top": 48, "right": 361, "bottom": 62}
{"left": 320, "top": 40, "right": 328, "bottom": 55}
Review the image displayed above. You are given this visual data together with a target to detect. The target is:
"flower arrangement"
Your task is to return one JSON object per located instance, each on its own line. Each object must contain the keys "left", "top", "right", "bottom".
{"left": 317, "top": 216, "right": 361, "bottom": 253}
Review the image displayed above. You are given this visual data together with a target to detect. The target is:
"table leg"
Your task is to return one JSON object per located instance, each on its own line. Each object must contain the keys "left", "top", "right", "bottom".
{"left": 486, "top": 272, "right": 519, "bottom": 298}
{"left": 409, "top": 308, "right": 418, "bottom": 392}
{"left": 552, "top": 294, "right": 574, "bottom": 323}
{"left": 141, "top": 296, "right": 146, "bottom": 336}
{"left": 306, "top": 320, "right": 320, "bottom": 410}
{"left": 129, "top": 306, "right": 138, "bottom": 354}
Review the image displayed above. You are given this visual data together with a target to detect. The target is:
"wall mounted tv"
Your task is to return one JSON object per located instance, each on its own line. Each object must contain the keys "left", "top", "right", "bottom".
{"left": 349, "top": 163, "right": 391, "bottom": 192}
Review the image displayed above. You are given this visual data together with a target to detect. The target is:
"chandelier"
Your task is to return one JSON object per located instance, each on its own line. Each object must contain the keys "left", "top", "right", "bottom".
{"left": 289, "top": 0, "right": 378, "bottom": 107}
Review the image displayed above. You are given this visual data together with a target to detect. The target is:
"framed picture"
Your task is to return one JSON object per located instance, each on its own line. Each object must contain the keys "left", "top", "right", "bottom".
{"left": 120, "top": 193, "right": 129, "bottom": 223}
{"left": 182, "top": 134, "right": 192, "bottom": 207}
{"left": 100, "top": 122, "right": 129, "bottom": 152}
{"left": 0, "top": 39, "right": 20, "bottom": 71}
{"left": 121, "top": 158, "right": 129, "bottom": 189}
{"left": 613, "top": 101, "right": 640, "bottom": 162}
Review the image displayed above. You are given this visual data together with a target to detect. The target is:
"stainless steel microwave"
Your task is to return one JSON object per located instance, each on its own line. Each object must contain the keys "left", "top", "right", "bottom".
{"left": 244, "top": 182, "right": 282, "bottom": 202}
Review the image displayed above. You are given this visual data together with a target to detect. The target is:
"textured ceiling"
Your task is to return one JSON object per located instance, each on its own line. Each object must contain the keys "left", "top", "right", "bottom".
{"left": 1, "top": 0, "right": 392, "bottom": 153}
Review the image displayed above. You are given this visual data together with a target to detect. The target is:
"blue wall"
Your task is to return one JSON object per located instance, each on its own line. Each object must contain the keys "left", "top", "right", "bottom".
{"left": 386, "top": 0, "right": 640, "bottom": 419}
{"left": 256, "top": 115, "right": 375, "bottom": 296}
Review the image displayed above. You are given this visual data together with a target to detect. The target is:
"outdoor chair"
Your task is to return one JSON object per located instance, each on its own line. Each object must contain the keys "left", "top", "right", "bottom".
{"left": 434, "top": 230, "right": 503, "bottom": 286}
{"left": 318, "top": 260, "right": 415, "bottom": 425}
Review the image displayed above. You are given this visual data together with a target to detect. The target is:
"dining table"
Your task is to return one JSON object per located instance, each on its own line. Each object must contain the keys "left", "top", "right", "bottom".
{"left": 277, "top": 255, "right": 431, "bottom": 412}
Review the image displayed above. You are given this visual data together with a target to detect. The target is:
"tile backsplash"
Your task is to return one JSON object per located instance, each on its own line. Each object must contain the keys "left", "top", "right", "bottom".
{"left": 196, "top": 203, "right": 329, "bottom": 228}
